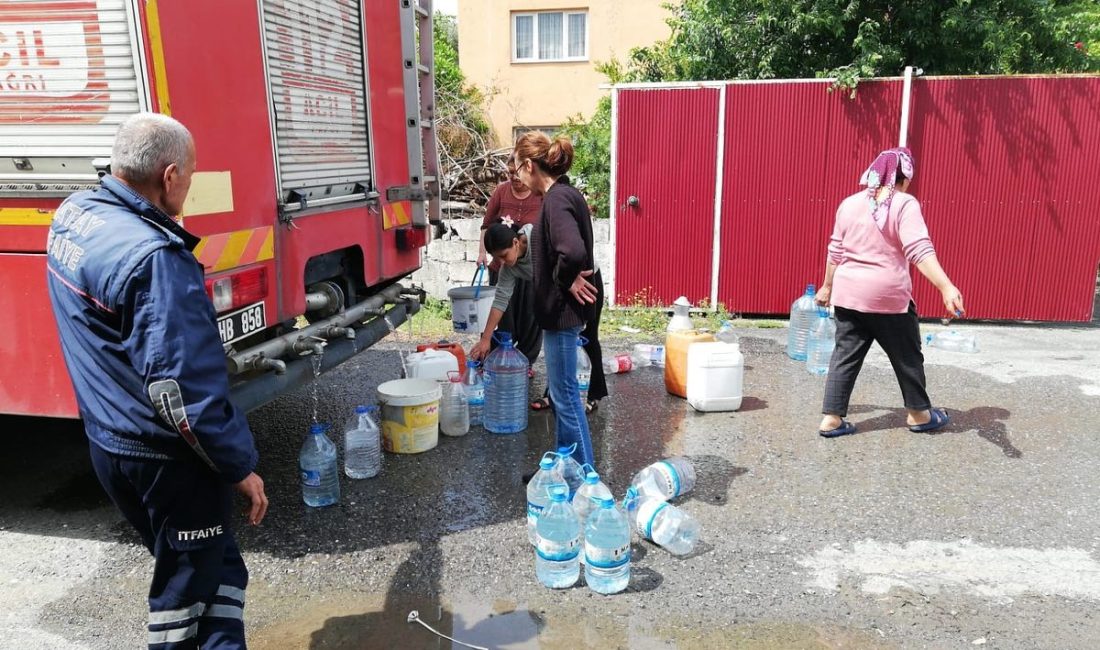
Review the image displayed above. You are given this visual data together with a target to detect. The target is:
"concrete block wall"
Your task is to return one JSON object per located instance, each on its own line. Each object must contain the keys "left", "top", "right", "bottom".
{"left": 410, "top": 217, "right": 614, "bottom": 301}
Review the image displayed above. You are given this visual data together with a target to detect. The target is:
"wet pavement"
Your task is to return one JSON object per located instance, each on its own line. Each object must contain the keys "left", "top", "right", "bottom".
{"left": 2, "top": 320, "right": 1100, "bottom": 649}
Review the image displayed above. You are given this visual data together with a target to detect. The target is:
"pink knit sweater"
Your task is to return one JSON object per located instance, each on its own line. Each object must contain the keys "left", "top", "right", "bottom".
{"left": 828, "top": 191, "right": 936, "bottom": 314}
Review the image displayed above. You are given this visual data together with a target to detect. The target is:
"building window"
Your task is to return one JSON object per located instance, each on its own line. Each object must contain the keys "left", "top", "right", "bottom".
{"left": 512, "top": 125, "right": 560, "bottom": 142}
{"left": 512, "top": 11, "right": 588, "bottom": 63}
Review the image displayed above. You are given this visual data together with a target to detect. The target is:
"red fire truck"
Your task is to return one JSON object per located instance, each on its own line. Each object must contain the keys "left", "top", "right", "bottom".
{"left": 0, "top": 0, "right": 441, "bottom": 417}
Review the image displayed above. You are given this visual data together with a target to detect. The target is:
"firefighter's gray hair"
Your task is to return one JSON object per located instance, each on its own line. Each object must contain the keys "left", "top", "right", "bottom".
{"left": 111, "top": 113, "right": 193, "bottom": 185}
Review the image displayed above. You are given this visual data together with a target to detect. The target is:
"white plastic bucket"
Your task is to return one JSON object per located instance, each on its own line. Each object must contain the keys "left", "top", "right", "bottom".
{"left": 377, "top": 378, "right": 442, "bottom": 454}
{"left": 686, "top": 341, "right": 744, "bottom": 412}
{"left": 447, "top": 284, "right": 496, "bottom": 334}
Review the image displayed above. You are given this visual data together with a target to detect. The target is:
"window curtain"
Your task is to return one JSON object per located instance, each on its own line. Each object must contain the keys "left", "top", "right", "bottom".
{"left": 568, "top": 13, "right": 586, "bottom": 58}
{"left": 538, "top": 12, "right": 563, "bottom": 60}
{"left": 514, "top": 15, "right": 534, "bottom": 59}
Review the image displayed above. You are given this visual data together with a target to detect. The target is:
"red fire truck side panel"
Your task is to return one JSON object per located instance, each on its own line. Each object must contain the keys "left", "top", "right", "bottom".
{"left": 365, "top": 1, "right": 425, "bottom": 279}
{"left": 0, "top": 254, "right": 79, "bottom": 417}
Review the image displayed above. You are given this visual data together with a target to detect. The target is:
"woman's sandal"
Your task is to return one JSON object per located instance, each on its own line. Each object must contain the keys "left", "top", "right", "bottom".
{"left": 909, "top": 408, "right": 951, "bottom": 433}
{"left": 585, "top": 399, "right": 599, "bottom": 414}
{"left": 530, "top": 397, "right": 553, "bottom": 412}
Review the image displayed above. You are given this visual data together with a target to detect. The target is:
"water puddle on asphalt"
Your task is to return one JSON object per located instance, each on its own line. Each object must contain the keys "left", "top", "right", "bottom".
{"left": 251, "top": 592, "right": 890, "bottom": 649}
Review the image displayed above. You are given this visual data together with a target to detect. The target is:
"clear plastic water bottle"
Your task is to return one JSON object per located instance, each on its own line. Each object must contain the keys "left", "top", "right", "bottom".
{"left": 786, "top": 284, "right": 817, "bottom": 361}
{"left": 463, "top": 360, "right": 485, "bottom": 427}
{"left": 630, "top": 343, "right": 653, "bottom": 368}
{"left": 925, "top": 330, "right": 978, "bottom": 353}
{"left": 440, "top": 370, "right": 470, "bottom": 437}
{"left": 300, "top": 423, "right": 340, "bottom": 507}
{"left": 805, "top": 308, "right": 836, "bottom": 376}
{"left": 603, "top": 354, "right": 633, "bottom": 375}
{"left": 483, "top": 331, "right": 529, "bottom": 434}
{"left": 624, "top": 488, "right": 700, "bottom": 556}
{"left": 628, "top": 457, "right": 697, "bottom": 501}
{"left": 576, "top": 338, "right": 592, "bottom": 407}
{"left": 535, "top": 484, "right": 581, "bottom": 589}
{"left": 556, "top": 446, "right": 586, "bottom": 499}
{"left": 716, "top": 320, "right": 740, "bottom": 344}
{"left": 344, "top": 405, "right": 381, "bottom": 479}
{"left": 585, "top": 497, "right": 631, "bottom": 594}
{"left": 572, "top": 466, "right": 613, "bottom": 530}
{"left": 527, "top": 453, "right": 564, "bottom": 545}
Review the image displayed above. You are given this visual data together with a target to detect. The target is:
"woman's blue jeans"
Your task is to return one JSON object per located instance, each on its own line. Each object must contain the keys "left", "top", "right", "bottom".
{"left": 542, "top": 325, "right": 595, "bottom": 467}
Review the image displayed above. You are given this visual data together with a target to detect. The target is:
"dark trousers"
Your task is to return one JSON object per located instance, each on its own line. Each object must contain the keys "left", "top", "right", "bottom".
{"left": 89, "top": 443, "right": 248, "bottom": 649}
{"left": 488, "top": 268, "right": 543, "bottom": 365}
{"left": 822, "top": 303, "right": 932, "bottom": 417}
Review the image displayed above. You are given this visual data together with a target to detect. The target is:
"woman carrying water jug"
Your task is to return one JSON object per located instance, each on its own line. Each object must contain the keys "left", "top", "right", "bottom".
{"left": 814, "top": 147, "right": 965, "bottom": 438}
{"left": 506, "top": 131, "right": 600, "bottom": 467}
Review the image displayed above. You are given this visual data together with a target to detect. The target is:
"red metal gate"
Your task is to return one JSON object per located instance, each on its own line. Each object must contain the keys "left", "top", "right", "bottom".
{"left": 611, "top": 75, "right": 1100, "bottom": 322}
{"left": 614, "top": 87, "right": 720, "bottom": 306}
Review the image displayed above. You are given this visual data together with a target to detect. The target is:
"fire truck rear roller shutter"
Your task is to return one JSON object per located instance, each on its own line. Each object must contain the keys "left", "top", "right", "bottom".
{"left": 260, "top": 0, "right": 373, "bottom": 205}
{"left": 0, "top": 0, "right": 144, "bottom": 185}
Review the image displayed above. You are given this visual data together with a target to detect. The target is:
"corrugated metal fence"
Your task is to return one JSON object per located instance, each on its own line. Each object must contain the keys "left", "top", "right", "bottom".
{"left": 611, "top": 75, "right": 1100, "bottom": 321}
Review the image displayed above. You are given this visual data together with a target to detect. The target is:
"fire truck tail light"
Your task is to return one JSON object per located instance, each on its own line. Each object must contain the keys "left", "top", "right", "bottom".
{"left": 205, "top": 267, "right": 269, "bottom": 313}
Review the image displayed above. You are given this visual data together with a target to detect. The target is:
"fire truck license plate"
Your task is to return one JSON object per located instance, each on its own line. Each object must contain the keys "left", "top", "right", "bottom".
{"left": 217, "top": 302, "right": 266, "bottom": 344}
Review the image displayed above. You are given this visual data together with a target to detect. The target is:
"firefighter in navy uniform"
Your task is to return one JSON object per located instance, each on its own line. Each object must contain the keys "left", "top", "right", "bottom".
{"left": 45, "top": 113, "right": 268, "bottom": 649}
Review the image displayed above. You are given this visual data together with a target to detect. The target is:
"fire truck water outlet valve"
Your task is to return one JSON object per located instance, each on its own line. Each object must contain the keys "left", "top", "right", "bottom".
{"left": 226, "top": 283, "right": 414, "bottom": 375}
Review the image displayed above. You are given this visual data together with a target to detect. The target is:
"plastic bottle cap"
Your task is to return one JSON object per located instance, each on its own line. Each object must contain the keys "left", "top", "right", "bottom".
{"left": 355, "top": 405, "right": 368, "bottom": 414}
{"left": 539, "top": 457, "right": 556, "bottom": 470}
{"left": 585, "top": 472, "right": 599, "bottom": 484}
{"left": 547, "top": 484, "right": 569, "bottom": 502}
{"left": 310, "top": 423, "right": 326, "bottom": 434}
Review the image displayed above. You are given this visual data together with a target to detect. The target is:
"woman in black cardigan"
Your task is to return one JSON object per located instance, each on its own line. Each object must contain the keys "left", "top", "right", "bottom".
{"left": 513, "top": 131, "right": 600, "bottom": 468}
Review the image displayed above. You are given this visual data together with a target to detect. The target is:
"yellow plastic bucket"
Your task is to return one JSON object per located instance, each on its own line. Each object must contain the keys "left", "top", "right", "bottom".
{"left": 377, "top": 379, "right": 442, "bottom": 454}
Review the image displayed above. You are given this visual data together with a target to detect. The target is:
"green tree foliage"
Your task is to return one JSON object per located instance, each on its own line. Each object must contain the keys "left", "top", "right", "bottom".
{"left": 558, "top": 62, "right": 624, "bottom": 219}
{"left": 628, "top": 0, "right": 1098, "bottom": 89}
{"left": 433, "top": 13, "right": 493, "bottom": 158}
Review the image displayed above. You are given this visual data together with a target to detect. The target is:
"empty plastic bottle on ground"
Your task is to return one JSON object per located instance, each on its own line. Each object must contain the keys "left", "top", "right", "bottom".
{"left": 440, "top": 370, "right": 470, "bottom": 437}
{"left": 344, "top": 405, "right": 381, "bottom": 479}
{"left": 629, "top": 457, "right": 697, "bottom": 501}
{"left": 535, "top": 484, "right": 581, "bottom": 589}
{"left": 483, "top": 332, "right": 529, "bottom": 434}
{"left": 463, "top": 360, "right": 485, "bottom": 427}
{"left": 786, "top": 284, "right": 817, "bottom": 361}
{"left": 925, "top": 330, "right": 978, "bottom": 353}
{"left": 624, "top": 488, "right": 700, "bottom": 556}
{"left": 576, "top": 337, "right": 592, "bottom": 407}
{"left": 603, "top": 354, "right": 633, "bottom": 375}
{"left": 300, "top": 423, "right": 340, "bottom": 507}
{"left": 585, "top": 497, "right": 631, "bottom": 594}
{"left": 527, "top": 453, "right": 564, "bottom": 545}
{"left": 556, "top": 446, "right": 586, "bottom": 499}
{"left": 805, "top": 308, "right": 836, "bottom": 376}
{"left": 715, "top": 320, "right": 740, "bottom": 344}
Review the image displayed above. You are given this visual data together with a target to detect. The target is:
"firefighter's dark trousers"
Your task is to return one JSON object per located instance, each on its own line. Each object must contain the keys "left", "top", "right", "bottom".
{"left": 89, "top": 442, "right": 248, "bottom": 649}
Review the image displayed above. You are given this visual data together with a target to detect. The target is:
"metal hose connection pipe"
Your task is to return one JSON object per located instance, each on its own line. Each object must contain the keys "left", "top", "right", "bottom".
{"left": 227, "top": 283, "right": 418, "bottom": 375}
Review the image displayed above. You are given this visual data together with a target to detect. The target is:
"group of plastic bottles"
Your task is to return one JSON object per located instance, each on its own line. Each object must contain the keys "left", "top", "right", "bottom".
{"left": 787, "top": 284, "right": 836, "bottom": 376}
{"left": 527, "top": 451, "right": 702, "bottom": 593}
{"left": 299, "top": 405, "right": 383, "bottom": 507}
{"left": 439, "top": 331, "right": 530, "bottom": 436}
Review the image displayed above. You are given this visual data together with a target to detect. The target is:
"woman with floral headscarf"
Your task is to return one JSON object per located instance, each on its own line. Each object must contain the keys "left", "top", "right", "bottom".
{"left": 814, "top": 147, "right": 965, "bottom": 438}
